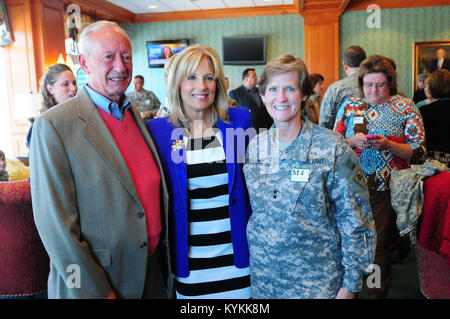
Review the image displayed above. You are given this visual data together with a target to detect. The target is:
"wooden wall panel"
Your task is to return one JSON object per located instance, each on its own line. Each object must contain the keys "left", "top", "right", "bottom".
{"left": 3, "top": 0, "right": 66, "bottom": 156}
{"left": 302, "top": 11, "right": 341, "bottom": 91}
{"left": 62, "top": 0, "right": 134, "bottom": 23}
{"left": 4, "top": 0, "right": 37, "bottom": 93}
{"left": 32, "top": 0, "right": 66, "bottom": 82}
{"left": 4, "top": 0, "right": 36, "bottom": 156}
{"left": 134, "top": 5, "right": 299, "bottom": 23}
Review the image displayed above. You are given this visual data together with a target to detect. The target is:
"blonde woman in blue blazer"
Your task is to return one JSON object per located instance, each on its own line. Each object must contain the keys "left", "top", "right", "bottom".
{"left": 147, "top": 44, "right": 254, "bottom": 299}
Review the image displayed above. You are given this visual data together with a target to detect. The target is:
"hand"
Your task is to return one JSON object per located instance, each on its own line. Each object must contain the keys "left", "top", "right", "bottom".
{"left": 141, "top": 111, "right": 153, "bottom": 119}
{"left": 347, "top": 133, "right": 371, "bottom": 149}
{"left": 336, "top": 287, "right": 355, "bottom": 299}
{"left": 367, "top": 135, "right": 391, "bottom": 151}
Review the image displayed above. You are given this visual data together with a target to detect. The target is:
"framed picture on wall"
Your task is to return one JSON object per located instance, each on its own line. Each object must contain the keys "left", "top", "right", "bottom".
{"left": 413, "top": 41, "right": 450, "bottom": 90}
{"left": 0, "top": 0, "right": 12, "bottom": 47}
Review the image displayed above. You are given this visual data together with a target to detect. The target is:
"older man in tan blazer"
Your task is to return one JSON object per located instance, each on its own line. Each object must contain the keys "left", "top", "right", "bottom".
{"left": 30, "top": 21, "right": 172, "bottom": 299}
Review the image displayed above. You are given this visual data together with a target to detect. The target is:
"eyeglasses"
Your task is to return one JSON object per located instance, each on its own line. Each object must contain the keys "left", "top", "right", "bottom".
{"left": 363, "top": 82, "right": 387, "bottom": 89}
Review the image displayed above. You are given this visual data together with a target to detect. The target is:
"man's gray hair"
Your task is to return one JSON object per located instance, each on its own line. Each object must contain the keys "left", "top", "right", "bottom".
{"left": 78, "top": 20, "right": 131, "bottom": 56}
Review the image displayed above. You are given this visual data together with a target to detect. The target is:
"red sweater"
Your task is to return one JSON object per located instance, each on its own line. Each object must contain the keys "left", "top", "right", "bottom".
{"left": 99, "top": 109, "right": 161, "bottom": 256}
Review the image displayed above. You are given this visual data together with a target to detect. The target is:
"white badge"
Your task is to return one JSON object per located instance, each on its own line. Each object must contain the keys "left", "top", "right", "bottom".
{"left": 354, "top": 116, "right": 364, "bottom": 124}
{"left": 290, "top": 168, "right": 310, "bottom": 183}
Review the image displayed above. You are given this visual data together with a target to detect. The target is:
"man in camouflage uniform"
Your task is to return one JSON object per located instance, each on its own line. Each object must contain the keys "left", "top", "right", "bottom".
{"left": 319, "top": 46, "right": 366, "bottom": 129}
{"left": 127, "top": 75, "right": 161, "bottom": 121}
{"left": 244, "top": 118, "right": 377, "bottom": 298}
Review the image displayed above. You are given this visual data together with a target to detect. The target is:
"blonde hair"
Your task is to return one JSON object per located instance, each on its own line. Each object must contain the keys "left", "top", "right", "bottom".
{"left": 165, "top": 44, "right": 229, "bottom": 127}
{"left": 258, "top": 54, "right": 313, "bottom": 98}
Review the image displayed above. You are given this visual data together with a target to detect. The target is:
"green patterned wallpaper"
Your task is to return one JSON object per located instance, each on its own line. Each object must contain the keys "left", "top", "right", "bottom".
{"left": 122, "top": 15, "right": 304, "bottom": 101}
{"left": 340, "top": 5, "right": 450, "bottom": 98}
{"left": 123, "top": 5, "right": 449, "bottom": 102}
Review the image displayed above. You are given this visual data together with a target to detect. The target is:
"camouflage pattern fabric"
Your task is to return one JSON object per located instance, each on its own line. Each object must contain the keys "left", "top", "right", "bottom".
{"left": 127, "top": 89, "right": 161, "bottom": 114}
{"left": 390, "top": 160, "right": 449, "bottom": 242}
{"left": 318, "top": 71, "right": 361, "bottom": 129}
{"left": 243, "top": 118, "right": 376, "bottom": 298}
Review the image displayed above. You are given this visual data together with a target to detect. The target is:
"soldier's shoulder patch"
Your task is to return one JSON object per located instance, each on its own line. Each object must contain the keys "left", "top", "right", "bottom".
{"left": 353, "top": 167, "right": 367, "bottom": 189}
{"left": 337, "top": 149, "right": 368, "bottom": 193}
{"left": 337, "top": 149, "right": 358, "bottom": 178}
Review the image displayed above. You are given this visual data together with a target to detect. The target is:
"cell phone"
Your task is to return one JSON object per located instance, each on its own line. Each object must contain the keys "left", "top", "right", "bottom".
{"left": 365, "top": 134, "right": 379, "bottom": 139}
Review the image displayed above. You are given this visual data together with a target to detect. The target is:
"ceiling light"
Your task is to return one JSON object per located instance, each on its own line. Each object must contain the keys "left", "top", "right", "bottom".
{"left": 148, "top": 5, "right": 158, "bottom": 9}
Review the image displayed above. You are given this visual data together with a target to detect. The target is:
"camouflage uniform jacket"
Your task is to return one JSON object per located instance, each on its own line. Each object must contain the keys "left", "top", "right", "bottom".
{"left": 390, "top": 160, "right": 449, "bottom": 242}
{"left": 127, "top": 89, "right": 161, "bottom": 114}
{"left": 319, "top": 71, "right": 360, "bottom": 129}
{"left": 244, "top": 118, "right": 376, "bottom": 298}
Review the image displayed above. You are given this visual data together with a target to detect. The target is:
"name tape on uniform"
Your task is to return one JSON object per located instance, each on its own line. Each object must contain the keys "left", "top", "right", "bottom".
{"left": 290, "top": 168, "right": 310, "bottom": 183}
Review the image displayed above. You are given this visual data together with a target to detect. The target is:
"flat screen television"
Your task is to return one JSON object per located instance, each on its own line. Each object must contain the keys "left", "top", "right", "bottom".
{"left": 146, "top": 39, "right": 189, "bottom": 68}
{"left": 222, "top": 36, "right": 266, "bottom": 65}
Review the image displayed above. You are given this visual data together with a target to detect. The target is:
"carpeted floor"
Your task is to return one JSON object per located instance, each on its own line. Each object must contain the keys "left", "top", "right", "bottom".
{"left": 359, "top": 244, "right": 426, "bottom": 299}
{"left": 0, "top": 244, "right": 428, "bottom": 300}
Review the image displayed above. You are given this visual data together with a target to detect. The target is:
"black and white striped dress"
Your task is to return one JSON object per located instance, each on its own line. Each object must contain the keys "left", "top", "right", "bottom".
{"left": 174, "top": 131, "right": 251, "bottom": 299}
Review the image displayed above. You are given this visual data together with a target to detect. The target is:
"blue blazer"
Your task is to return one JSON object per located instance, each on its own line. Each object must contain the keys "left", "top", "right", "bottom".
{"left": 146, "top": 107, "right": 253, "bottom": 277}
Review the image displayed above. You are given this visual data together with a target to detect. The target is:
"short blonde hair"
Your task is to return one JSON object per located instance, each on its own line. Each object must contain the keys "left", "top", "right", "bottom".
{"left": 258, "top": 54, "right": 313, "bottom": 98}
{"left": 165, "top": 44, "right": 229, "bottom": 127}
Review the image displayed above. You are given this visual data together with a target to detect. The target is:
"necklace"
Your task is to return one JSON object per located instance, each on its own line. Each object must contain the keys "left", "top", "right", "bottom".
{"left": 187, "top": 119, "right": 215, "bottom": 139}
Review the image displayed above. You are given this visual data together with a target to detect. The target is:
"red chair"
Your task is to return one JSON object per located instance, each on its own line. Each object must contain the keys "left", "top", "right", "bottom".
{"left": 0, "top": 180, "right": 49, "bottom": 297}
{"left": 416, "top": 171, "right": 450, "bottom": 299}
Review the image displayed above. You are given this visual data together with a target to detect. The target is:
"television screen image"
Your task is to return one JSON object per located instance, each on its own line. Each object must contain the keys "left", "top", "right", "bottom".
{"left": 222, "top": 36, "right": 266, "bottom": 65}
{"left": 146, "top": 39, "right": 189, "bottom": 68}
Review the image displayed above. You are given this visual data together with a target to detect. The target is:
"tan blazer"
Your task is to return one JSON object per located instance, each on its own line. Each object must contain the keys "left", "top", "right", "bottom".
{"left": 30, "top": 87, "right": 171, "bottom": 298}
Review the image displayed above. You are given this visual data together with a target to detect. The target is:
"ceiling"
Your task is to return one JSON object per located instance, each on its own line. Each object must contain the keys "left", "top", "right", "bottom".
{"left": 105, "top": 0, "right": 295, "bottom": 14}
{"left": 69, "top": 1, "right": 444, "bottom": 24}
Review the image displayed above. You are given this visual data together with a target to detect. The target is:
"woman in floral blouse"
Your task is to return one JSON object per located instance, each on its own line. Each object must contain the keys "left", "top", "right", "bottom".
{"left": 334, "top": 54, "right": 426, "bottom": 298}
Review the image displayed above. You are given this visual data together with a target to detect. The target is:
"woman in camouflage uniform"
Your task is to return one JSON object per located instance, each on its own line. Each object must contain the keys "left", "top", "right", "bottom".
{"left": 244, "top": 54, "right": 376, "bottom": 299}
